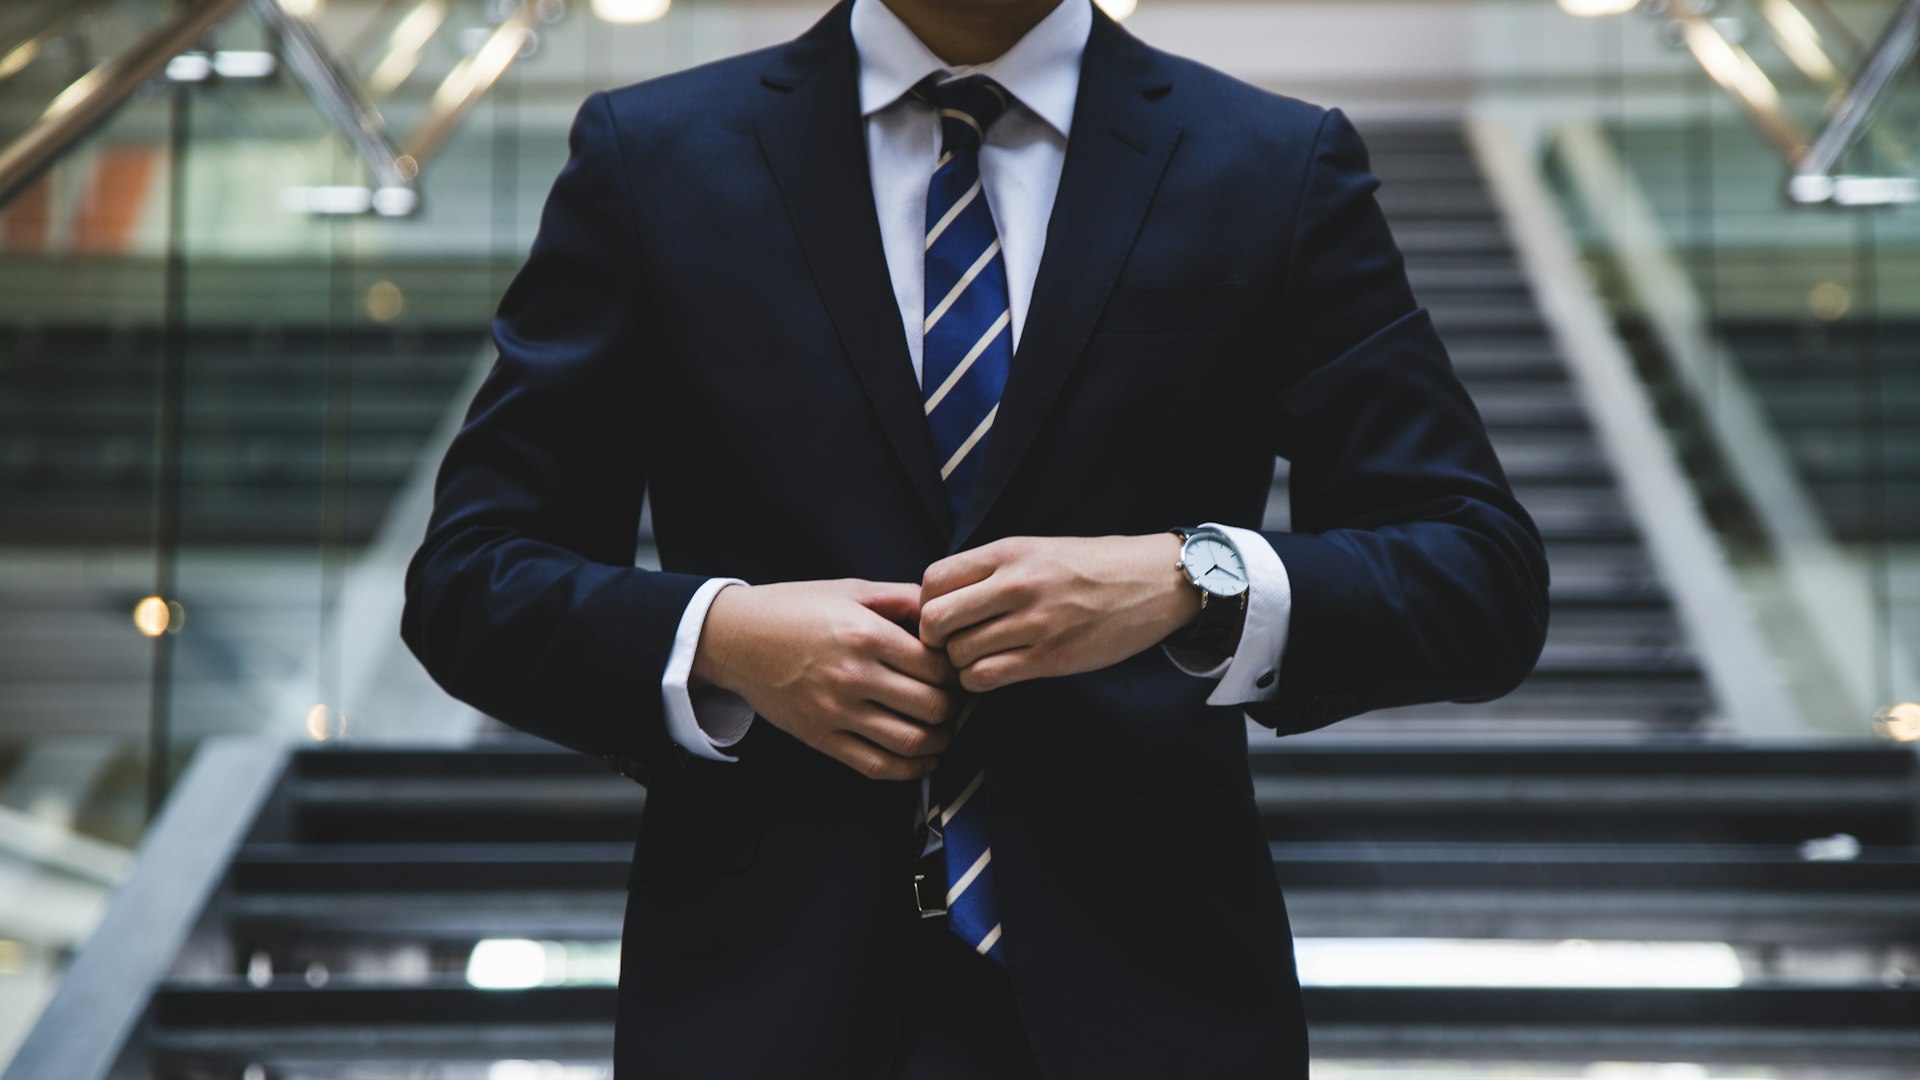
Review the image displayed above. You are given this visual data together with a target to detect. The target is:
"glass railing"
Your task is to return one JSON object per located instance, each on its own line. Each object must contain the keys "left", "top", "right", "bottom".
{"left": 0, "top": 2, "right": 843, "bottom": 1062}
{"left": 1474, "top": 0, "right": 1920, "bottom": 737}
{"left": 0, "top": 0, "right": 625, "bottom": 1063}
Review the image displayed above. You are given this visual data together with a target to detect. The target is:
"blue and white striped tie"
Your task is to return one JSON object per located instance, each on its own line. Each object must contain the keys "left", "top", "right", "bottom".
{"left": 917, "top": 74, "right": 1011, "bottom": 965}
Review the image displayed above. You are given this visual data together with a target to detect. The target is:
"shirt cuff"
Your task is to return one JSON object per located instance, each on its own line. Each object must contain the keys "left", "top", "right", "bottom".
{"left": 1161, "top": 522, "right": 1292, "bottom": 707}
{"left": 661, "top": 577, "right": 755, "bottom": 762}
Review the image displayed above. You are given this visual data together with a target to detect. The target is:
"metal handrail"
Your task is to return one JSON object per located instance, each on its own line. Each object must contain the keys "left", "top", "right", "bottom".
{"left": 1788, "top": 0, "right": 1920, "bottom": 204}
{"left": 0, "top": 1, "right": 105, "bottom": 84}
{"left": 0, "top": 0, "right": 250, "bottom": 208}
{"left": 401, "top": 0, "right": 539, "bottom": 173}
{"left": 1620, "top": 0, "right": 1920, "bottom": 206}
{"left": 0, "top": 0, "right": 544, "bottom": 217}
{"left": 250, "top": 0, "right": 415, "bottom": 193}
{"left": 1672, "top": 10, "right": 1813, "bottom": 165}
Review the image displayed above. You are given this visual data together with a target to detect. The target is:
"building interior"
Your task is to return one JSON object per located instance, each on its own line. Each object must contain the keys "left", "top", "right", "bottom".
{"left": 1, "top": 0, "right": 1919, "bottom": 1076}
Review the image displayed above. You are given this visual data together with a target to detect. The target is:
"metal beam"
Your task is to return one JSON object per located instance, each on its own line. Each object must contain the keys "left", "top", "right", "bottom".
{"left": 0, "top": 739, "right": 290, "bottom": 1080}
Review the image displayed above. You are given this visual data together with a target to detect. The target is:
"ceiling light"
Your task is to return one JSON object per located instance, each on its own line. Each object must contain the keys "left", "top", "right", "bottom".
{"left": 1875, "top": 702, "right": 1920, "bottom": 742}
{"left": 133, "top": 596, "right": 181, "bottom": 637}
{"left": 1558, "top": 0, "right": 1639, "bottom": 15}
{"left": 592, "top": 0, "right": 670, "bottom": 24}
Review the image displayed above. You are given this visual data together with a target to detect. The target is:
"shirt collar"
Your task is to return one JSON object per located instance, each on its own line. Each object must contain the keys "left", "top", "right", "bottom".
{"left": 850, "top": 0, "right": 1090, "bottom": 139}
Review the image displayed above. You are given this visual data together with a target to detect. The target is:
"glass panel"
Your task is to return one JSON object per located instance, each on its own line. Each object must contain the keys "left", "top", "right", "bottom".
{"left": 0, "top": 29, "right": 176, "bottom": 1070}
{"left": 160, "top": 0, "right": 554, "bottom": 756}
{"left": 0, "top": 0, "right": 569, "bottom": 1063}
{"left": 1476, "top": 0, "right": 1920, "bottom": 735}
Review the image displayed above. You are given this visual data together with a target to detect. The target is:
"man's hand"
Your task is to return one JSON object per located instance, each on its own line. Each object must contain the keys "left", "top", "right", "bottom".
{"left": 919, "top": 535, "right": 1203, "bottom": 693}
{"left": 691, "top": 579, "right": 958, "bottom": 780}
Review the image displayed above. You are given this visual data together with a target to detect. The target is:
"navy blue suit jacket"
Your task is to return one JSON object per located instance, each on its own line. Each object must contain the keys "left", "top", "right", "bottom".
{"left": 404, "top": 3, "right": 1549, "bottom": 1075}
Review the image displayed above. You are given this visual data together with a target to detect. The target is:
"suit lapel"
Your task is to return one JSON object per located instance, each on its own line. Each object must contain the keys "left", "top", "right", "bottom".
{"left": 948, "top": 11, "right": 1181, "bottom": 550}
{"left": 752, "top": 3, "right": 1181, "bottom": 548}
{"left": 754, "top": 2, "right": 954, "bottom": 537}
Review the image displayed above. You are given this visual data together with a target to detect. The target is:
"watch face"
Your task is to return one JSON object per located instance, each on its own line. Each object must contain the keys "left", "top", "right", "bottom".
{"left": 1184, "top": 533, "right": 1249, "bottom": 598}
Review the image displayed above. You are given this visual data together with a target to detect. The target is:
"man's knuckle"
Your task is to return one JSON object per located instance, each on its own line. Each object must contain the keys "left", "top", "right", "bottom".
{"left": 829, "top": 660, "right": 867, "bottom": 690}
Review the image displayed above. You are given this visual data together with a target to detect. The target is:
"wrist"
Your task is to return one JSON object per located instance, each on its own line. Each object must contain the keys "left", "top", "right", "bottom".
{"left": 1144, "top": 533, "right": 1202, "bottom": 636}
{"left": 690, "top": 582, "right": 751, "bottom": 693}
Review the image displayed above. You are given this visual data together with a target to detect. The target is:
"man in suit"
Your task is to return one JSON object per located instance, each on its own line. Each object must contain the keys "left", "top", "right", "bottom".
{"left": 402, "top": 0, "right": 1550, "bottom": 1074}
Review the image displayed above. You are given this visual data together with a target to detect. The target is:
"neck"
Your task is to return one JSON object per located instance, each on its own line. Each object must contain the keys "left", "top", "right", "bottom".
{"left": 879, "top": 0, "right": 1067, "bottom": 66}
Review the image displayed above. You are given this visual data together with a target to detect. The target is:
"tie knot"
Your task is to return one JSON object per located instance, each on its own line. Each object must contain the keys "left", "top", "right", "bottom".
{"left": 913, "top": 74, "right": 1011, "bottom": 154}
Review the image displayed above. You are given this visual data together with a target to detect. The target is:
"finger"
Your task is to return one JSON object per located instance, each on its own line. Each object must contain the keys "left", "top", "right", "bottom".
{"left": 862, "top": 614, "right": 960, "bottom": 687}
{"left": 960, "top": 649, "right": 1033, "bottom": 693}
{"left": 847, "top": 707, "right": 954, "bottom": 759}
{"left": 863, "top": 665, "right": 957, "bottom": 726}
{"left": 945, "top": 613, "right": 1033, "bottom": 670}
{"left": 920, "top": 575, "right": 1022, "bottom": 648}
{"left": 850, "top": 580, "right": 923, "bottom": 627}
{"left": 921, "top": 538, "right": 1018, "bottom": 604}
{"left": 820, "top": 729, "right": 941, "bottom": 781}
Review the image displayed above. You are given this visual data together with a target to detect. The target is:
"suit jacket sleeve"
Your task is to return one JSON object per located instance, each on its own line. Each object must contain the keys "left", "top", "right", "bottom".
{"left": 1245, "top": 108, "right": 1551, "bottom": 736}
{"left": 401, "top": 92, "right": 707, "bottom": 794}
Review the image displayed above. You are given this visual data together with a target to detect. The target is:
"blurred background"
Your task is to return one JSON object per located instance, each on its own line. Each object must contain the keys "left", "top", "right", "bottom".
{"left": 0, "top": 0, "right": 1918, "bottom": 1076}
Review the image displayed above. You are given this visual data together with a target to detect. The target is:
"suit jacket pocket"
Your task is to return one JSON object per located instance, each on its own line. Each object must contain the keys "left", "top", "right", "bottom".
{"left": 629, "top": 758, "right": 769, "bottom": 885}
{"left": 1096, "top": 280, "right": 1251, "bottom": 337}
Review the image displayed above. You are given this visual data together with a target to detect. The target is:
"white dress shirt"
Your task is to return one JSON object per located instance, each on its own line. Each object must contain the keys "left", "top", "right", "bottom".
{"left": 658, "top": 0, "right": 1293, "bottom": 782}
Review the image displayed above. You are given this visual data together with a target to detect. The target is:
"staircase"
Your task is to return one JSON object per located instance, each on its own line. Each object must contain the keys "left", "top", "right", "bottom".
{"left": 12, "top": 739, "right": 1919, "bottom": 1078}
{"left": 1721, "top": 319, "right": 1920, "bottom": 539}
{"left": 0, "top": 324, "right": 479, "bottom": 545}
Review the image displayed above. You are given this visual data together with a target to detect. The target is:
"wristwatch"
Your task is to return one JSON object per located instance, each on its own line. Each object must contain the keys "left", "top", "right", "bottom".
{"left": 1166, "top": 527, "right": 1249, "bottom": 655}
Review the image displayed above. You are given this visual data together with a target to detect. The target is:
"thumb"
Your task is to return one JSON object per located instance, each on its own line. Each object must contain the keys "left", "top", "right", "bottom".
{"left": 853, "top": 580, "right": 923, "bottom": 625}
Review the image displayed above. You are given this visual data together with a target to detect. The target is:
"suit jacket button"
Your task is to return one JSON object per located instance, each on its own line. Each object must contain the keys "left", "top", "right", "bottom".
{"left": 1255, "top": 669, "right": 1276, "bottom": 690}
{"left": 1305, "top": 695, "right": 1332, "bottom": 721}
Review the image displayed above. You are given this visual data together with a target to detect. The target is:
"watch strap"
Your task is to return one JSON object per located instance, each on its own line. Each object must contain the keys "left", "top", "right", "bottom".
{"left": 1166, "top": 528, "right": 1246, "bottom": 655}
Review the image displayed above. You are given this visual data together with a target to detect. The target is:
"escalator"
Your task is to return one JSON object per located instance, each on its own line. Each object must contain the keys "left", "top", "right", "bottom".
{"left": 1300, "top": 124, "right": 1714, "bottom": 739}
{"left": 1725, "top": 320, "right": 1920, "bottom": 539}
